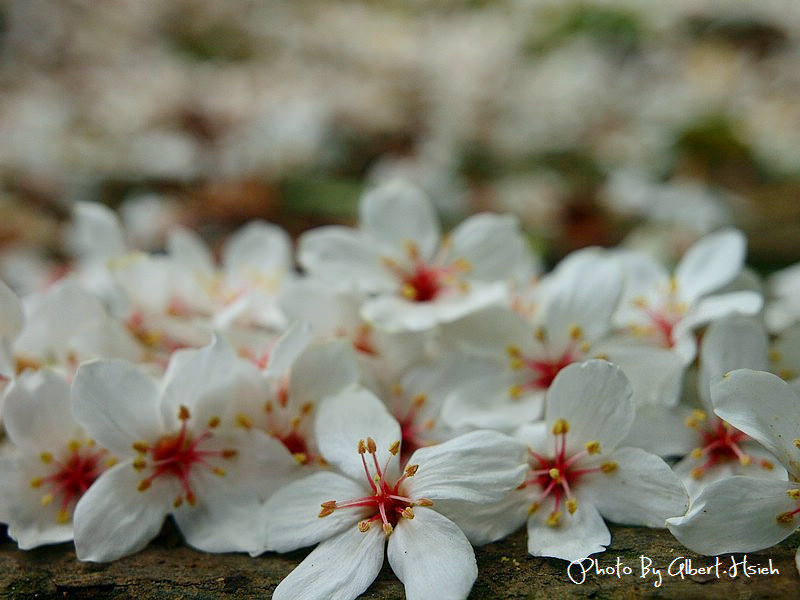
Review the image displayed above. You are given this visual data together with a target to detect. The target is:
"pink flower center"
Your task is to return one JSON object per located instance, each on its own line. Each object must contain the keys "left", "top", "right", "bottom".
{"left": 521, "top": 419, "right": 616, "bottom": 526}
{"left": 630, "top": 283, "right": 687, "bottom": 348}
{"left": 133, "top": 406, "right": 237, "bottom": 507}
{"left": 319, "top": 437, "right": 431, "bottom": 536}
{"left": 32, "top": 441, "right": 109, "bottom": 523}
{"left": 685, "top": 411, "right": 774, "bottom": 479}
{"left": 507, "top": 328, "right": 586, "bottom": 396}
{"left": 393, "top": 393, "right": 435, "bottom": 463}
{"left": 381, "top": 242, "right": 471, "bottom": 304}
{"left": 259, "top": 381, "right": 317, "bottom": 465}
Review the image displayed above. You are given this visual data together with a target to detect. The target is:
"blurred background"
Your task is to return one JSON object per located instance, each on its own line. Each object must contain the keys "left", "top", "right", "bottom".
{"left": 2, "top": 0, "right": 800, "bottom": 283}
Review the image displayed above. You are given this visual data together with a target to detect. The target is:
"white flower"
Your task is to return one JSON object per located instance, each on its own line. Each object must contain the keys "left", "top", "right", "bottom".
{"left": 0, "top": 369, "right": 112, "bottom": 548}
{"left": 466, "top": 360, "right": 688, "bottom": 561}
{"left": 264, "top": 387, "right": 528, "bottom": 600}
{"left": 667, "top": 369, "right": 800, "bottom": 563}
{"left": 70, "top": 335, "right": 297, "bottom": 561}
{"left": 298, "top": 179, "right": 532, "bottom": 332}
{"left": 0, "top": 278, "right": 24, "bottom": 386}
{"left": 612, "top": 229, "right": 762, "bottom": 363}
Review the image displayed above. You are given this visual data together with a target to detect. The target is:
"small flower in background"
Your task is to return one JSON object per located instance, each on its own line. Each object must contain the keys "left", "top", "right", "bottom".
{"left": 264, "top": 386, "right": 528, "bottom": 600}
{"left": 0, "top": 369, "right": 112, "bottom": 548}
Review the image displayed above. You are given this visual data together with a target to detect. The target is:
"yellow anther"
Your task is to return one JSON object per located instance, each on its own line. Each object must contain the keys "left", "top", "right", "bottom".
{"left": 405, "top": 464, "right": 419, "bottom": 477}
{"left": 761, "top": 460, "right": 774, "bottom": 471}
{"left": 56, "top": 509, "right": 70, "bottom": 524}
{"left": 422, "top": 418, "right": 436, "bottom": 430}
{"left": 528, "top": 502, "right": 540, "bottom": 515}
{"left": 366, "top": 437, "right": 377, "bottom": 453}
{"left": 401, "top": 284, "right": 418, "bottom": 300}
{"left": 739, "top": 455, "right": 752, "bottom": 466}
{"left": 416, "top": 498, "right": 434, "bottom": 507}
{"left": 133, "top": 458, "right": 147, "bottom": 471}
{"left": 509, "top": 357, "right": 524, "bottom": 370}
{"left": 769, "top": 348, "right": 783, "bottom": 363}
{"left": 293, "top": 452, "right": 308, "bottom": 464}
{"left": 300, "top": 402, "right": 314, "bottom": 416}
{"left": 41, "top": 493, "right": 54, "bottom": 507}
{"left": 401, "top": 507, "right": 415, "bottom": 520}
{"left": 777, "top": 512, "right": 795, "bottom": 524}
{"left": 787, "top": 489, "right": 800, "bottom": 499}
{"left": 173, "top": 497, "right": 183, "bottom": 508}
{"left": 585, "top": 441, "right": 601, "bottom": 455}
{"left": 87, "top": 439, "right": 96, "bottom": 447}
{"left": 403, "top": 240, "right": 420, "bottom": 260}
{"left": 138, "top": 480, "right": 151, "bottom": 492}
{"left": 290, "top": 417, "right": 302, "bottom": 429}
{"left": 631, "top": 296, "right": 648, "bottom": 309}
{"left": 178, "top": 405, "right": 191, "bottom": 421}
{"left": 546, "top": 511, "right": 562, "bottom": 527}
{"left": 212, "top": 467, "right": 226, "bottom": 477}
{"left": 106, "top": 457, "right": 118, "bottom": 468}
{"left": 208, "top": 416, "right": 220, "bottom": 429}
{"left": 186, "top": 492, "right": 197, "bottom": 507}
{"left": 40, "top": 452, "right": 53, "bottom": 464}
{"left": 132, "top": 441, "right": 150, "bottom": 454}
{"left": 690, "top": 448, "right": 704, "bottom": 459}
{"left": 549, "top": 468, "right": 561, "bottom": 481}
{"left": 691, "top": 467, "right": 704, "bottom": 480}
{"left": 453, "top": 257, "right": 472, "bottom": 273}
{"left": 30, "top": 477, "right": 43, "bottom": 488}
{"left": 358, "top": 439, "right": 367, "bottom": 454}
{"left": 534, "top": 327, "right": 547, "bottom": 342}
{"left": 68, "top": 440, "right": 81, "bottom": 452}
{"left": 508, "top": 384, "right": 524, "bottom": 399}
{"left": 389, "top": 441, "right": 401, "bottom": 456}
{"left": 412, "top": 394, "right": 427, "bottom": 408}
{"left": 668, "top": 277, "right": 678, "bottom": 294}
{"left": 507, "top": 345, "right": 522, "bottom": 359}
{"left": 566, "top": 498, "right": 578, "bottom": 514}
{"left": 221, "top": 449, "right": 238, "bottom": 459}
{"left": 383, "top": 522, "right": 394, "bottom": 536}
{"left": 794, "top": 439, "right": 800, "bottom": 450}
{"left": 569, "top": 325, "right": 583, "bottom": 340}
{"left": 391, "top": 383, "right": 404, "bottom": 397}
{"left": 552, "top": 419, "right": 569, "bottom": 435}
{"left": 358, "top": 520, "right": 371, "bottom": 532}
{"left": 580, "top": 341, "right": 592, "bottom": 353}
{"left": 319, "top": 507, "right": 334, "bottom": 518}
{"left": 235, "top": 414, "right": 253, "bottom": 429}
{"left": 601, "top": 461, "right": 618, "bottom": 473}
{"left": 264, "top": 401, "right": 273, "bottom": 413}
{"left": 779, "top": 369, "right": 797, "bottom": 381}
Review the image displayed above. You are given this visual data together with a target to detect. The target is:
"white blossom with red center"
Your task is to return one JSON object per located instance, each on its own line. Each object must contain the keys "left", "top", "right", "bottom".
{"left": 454, "top": 360, "right": 688, "bottom": 562}
{"left": 264, "top": 386, "right": 528, "bottom": 600}
{"left": 613, "top": 229, "right": 761, "bottom": 364}
{"left": 69, "top": 336, "right": 298, "bottom": 562}
{"left": 668, "top": 369, "right": 800, "bottom": 569}
{"left": 298, "top": 179, "right": 533, "bottom": 333}
{"left": 0, "top": 369, "right": 113, "bottom": 549}
{"left": 439, "top": 251, "right": 624, "bottom": 430}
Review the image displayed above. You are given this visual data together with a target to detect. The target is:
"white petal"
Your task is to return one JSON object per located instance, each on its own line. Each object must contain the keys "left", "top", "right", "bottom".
{"left": 160, "top": 335, "right": 262, "bottom": 430}
{"left": 0, "top": 278, "right": 23, "bottom": 341}
{"left": 360, "top": 180, "right": 440, "bottom": 261}
{"left": 72, "top": 461, "right": 172, "bottom": 561}
{"left": 265, "top": 471, "right": 368, "bottom": 552}
{"left": 712, "top": 369, "right": 800, "bottom": 478}
{"left": 440, "top": 306, "right": 533, "bottom": 358}
{"left": 674, "top": 291, "right": 763, "bottom": 341}
{"left": 272, "top": 525, "right": 385, "bottom": 600}
{"left": 289, "top": 340, "right": 359, "bottom": 407}
{"left": 68, "top": 201, "right": 126, "bottom": 262}
{"left": 387, "top": 507, "right": 477, "bottom": 600}
{"left": 597, "top": 341, "right": 686, "bottom": 407}
{"left": 666, "top": 477, "right": 799, "bottom": 554}
{"left": 298, "top": 226, "right": 395, "bottom": 292}
{"left": 613, "top": 250, "right": 668, "bottom": 327}
{"left": 405, "top": 430, "right": 527, "bottom": 504}
{"left": 545, "top": 360, "right": 634, "bottom": 455}
{"left": 579, "top": 447, "right": 689, "bottom": 527}
{"left": 527, "top": 498, "right": 610, "bottom": 562}
{"left": 675, "top": 228, "right": 746, "bottom": 303}
{"left": 3, "top": 370, "right": 78, "bottom": 453}
{"left": 173, "top": 430, "right": 298, "bottom": 555}
{"left": 315, "top": 388, "right": 401, "bottom": 482}
{"left": 72, "top": 359, "right": 163, "bottom": 456}
{"left": 446, "top": 213, "right": 530, "bottom": 281}
{"left": 167, "top": 227, "right": 215, "bottom": 279}
{"left": 698, "top": 316, "right": 768, "bottom": 405}
{"left": 265, "top": 320, "right": 314, "bottom": 378}
{"left": 619, "top": 404, "right": 697, "bottom": 457}
{"left": 433, "top": 488, "right": 529, "bottom": 546}
{"left": 541, "top": 252, "right": 623, "bottom": 343}
{"left": 223, "top": 220, "right": 292, "bottom": 275}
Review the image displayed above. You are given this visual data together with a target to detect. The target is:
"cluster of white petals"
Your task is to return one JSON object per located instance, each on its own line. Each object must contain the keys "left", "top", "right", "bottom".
{"left": 1, "top": 180, "right": 799, "bottom": 599}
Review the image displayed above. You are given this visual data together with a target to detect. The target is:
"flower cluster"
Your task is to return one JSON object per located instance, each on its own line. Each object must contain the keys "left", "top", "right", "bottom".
{"left": 1, "top": 181, "right": 799, "bottom": 599}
